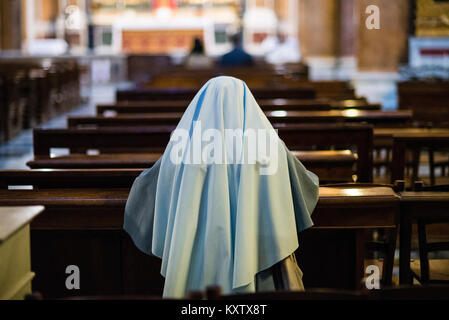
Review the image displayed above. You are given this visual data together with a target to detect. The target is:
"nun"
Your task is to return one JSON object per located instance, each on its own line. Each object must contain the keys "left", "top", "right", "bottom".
{"left": 123, "top": 76, "right": 319, "bottom": 298}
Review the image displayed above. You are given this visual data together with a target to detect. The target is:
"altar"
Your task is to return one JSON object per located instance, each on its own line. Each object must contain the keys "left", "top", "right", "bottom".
{"left": 112, "top": 16, "right": 212, "bottom": 54}
{"left": 90, "top": 1, "right": 240, "bottom": 56}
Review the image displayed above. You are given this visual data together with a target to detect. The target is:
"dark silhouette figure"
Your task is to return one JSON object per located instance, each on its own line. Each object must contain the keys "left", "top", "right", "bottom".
{"left": 220, "top": 33, "right": 253, "bottom": 67}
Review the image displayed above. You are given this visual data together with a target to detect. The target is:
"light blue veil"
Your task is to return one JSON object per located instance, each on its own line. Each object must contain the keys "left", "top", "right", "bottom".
{"left": 124, "top": 76, "right": 319, "bottom": 298}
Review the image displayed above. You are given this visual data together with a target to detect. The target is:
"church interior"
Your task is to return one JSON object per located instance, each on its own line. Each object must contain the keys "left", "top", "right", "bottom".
{"left": 1, "top": 0, "right": 449, "bottom": 302}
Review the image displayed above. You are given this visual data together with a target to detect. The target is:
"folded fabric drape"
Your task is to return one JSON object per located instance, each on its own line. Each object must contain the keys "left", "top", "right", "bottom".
{"left": 124, "top": 76, "right": 319, "bottom": 298}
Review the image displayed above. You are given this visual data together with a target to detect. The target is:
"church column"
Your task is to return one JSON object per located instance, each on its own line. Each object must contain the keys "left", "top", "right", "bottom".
{"left": 298, "top": 0, "right": 342, "bottom": 80}
{"left": 274, "top": 0, "right": 288, "bottom": 21}
{"left": 354, "top": 0, "right": 410, "bottom": 109}
{"left": 0, "top": 0, "right": 23, "bottom": 50}
{"left": 274, "top": 0, "right": 298, "bottom": 37}
{"left": 338, "top": 0, "right": 357, "bottom": 79}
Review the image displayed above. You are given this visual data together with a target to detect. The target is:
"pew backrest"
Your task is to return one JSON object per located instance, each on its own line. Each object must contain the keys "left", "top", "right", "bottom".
{"left": 32, "top": 123, "right": 373, "bottom": 181}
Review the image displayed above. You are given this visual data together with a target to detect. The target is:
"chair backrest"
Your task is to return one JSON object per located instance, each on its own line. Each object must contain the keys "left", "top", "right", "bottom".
{"left": 411, "top": 180, "right": 449, "bottom": 284}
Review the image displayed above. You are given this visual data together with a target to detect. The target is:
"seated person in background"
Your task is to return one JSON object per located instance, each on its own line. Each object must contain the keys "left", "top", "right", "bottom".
{"left": 220, "top": 33, "right": 254, "bottom": 67}
{"left": 184, "top": 38, "right": 214, "bottom": 70}
{"left": 124, "top": 76, "right": 319, "bottom": 298}
{"left": 265, "top": 30, "right": 301, "bottom": 65}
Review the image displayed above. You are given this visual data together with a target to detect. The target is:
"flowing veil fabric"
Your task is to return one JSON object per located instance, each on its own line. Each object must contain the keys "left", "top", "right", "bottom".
{"left": 124, "top": 76, "right": 319, "bottom": 298}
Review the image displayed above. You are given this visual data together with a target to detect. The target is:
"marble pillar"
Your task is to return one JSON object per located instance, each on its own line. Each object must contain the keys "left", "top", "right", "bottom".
{"left": 0, "top": 0, "right": 22, "bottom": 50}
{"left": 354, "top": 0, "right": 410, "bottom": 109}
{"left": 298, "top": 0, "right": 357, "bottom": 80}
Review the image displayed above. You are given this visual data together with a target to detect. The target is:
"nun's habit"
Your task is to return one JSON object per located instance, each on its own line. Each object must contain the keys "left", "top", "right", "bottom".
{"left": 124, "top": 76, "right": 319, "bottom": 298}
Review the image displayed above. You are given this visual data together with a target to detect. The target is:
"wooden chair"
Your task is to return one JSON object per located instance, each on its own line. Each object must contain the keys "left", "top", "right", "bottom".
{"left": 397, "top": 180, "right": 449, "bottom": 284}
{"left": 320, "top": 182, "right": 399, "bottom": 287}
{"left": 410, "top": 181, "right": 449, "bottom": 284}
{"left": 390, "top": 132, "right": 449, "bottom": 186}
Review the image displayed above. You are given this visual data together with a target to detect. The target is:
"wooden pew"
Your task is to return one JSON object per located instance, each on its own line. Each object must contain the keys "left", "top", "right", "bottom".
{"left": 0, "top": 169, "right": 142, "bottom": 189}
{"left": 0, "top": 181, "right": 399, "bottom": 297}
{"left": 126, "top": 55, "right": 309, "bottom": 83}
{"left": 373, "top": 128, "right": 449, "bottom": 182}
{"left": 96, "top": 99, "right": 381, "bottom": 115}
{"left": 398, "top": 80, "right": 449, "bottom": 126}
{"left": 390, "top": 132, "right": 449, "bottom": 184}
{"left": 0, "top": 187, "right": 140, "bottom": 298}
{"left": 0, "top": 71, "right": 27, "bottom": 141}
{"left": 116, "top": 86, "right": 316, "bottom": 101}
{"left": 285, "top": 80, "right": 356, "bottom": 100}
{"left": 374, "top": 128, "right": 449, "bottom": 148}
{"left": 0, "top": 57, "right": 80, "bottom": 141}
{"left": 69, "top": 110, "right": 412, "bottom": 128}
{"left": 97, "top": 99, "right": 333, "bottom": 114}
{"left": 144, "top": 71, "right": 354, "bottom": 100}
{"left": 19, "top": 151, "right": 355, "bottom": 184}
{"left": 330, "top": 99, "right": 381, "bottom": 111}
{"left": 139, "top": 65, "right": 309, "bottom": 88}
{"left": 29, "top": 123, "right": 373, "bottom": 182}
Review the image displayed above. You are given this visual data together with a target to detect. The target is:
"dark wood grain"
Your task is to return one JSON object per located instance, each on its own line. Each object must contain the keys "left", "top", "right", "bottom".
{"left": 31, "top": 123, "right": 373, "bottom": 181}
{"left": 69, "top": 110, "right": 412, "bottom": 127}
{"left": 390, "top": 133, "right": 449, "bottom": 183}
{"left": 0, "top": 185, "right": 399, "bottom": 296}
{"left": 116, "top": 86, "right": 316, "bottom": 101}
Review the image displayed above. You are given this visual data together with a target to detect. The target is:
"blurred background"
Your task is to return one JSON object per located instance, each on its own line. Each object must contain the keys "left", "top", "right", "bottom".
{"left": 0, "top": 0, "right": 447, "bottom": 109}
